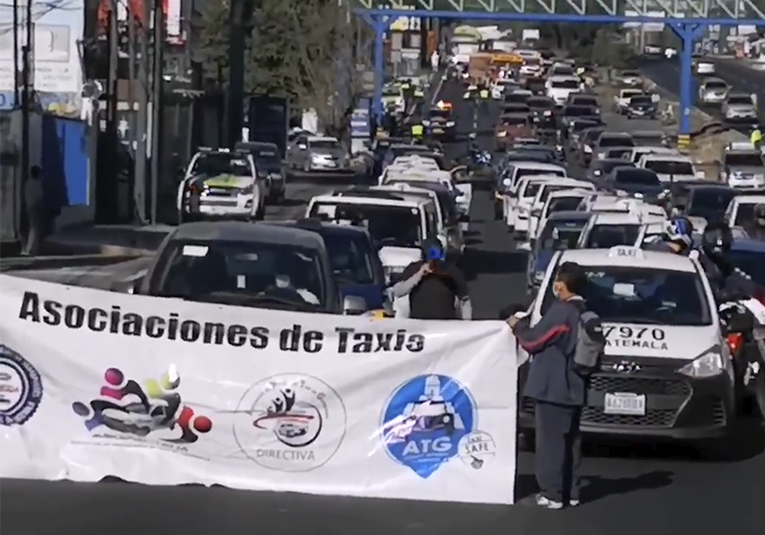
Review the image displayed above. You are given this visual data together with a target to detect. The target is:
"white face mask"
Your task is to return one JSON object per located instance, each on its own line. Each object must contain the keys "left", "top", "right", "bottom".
{"left": 275, "top": 275, "right": 291, "bottom": 288}
{"left": 552, "top": 282, "right": 560, "bottom": 299}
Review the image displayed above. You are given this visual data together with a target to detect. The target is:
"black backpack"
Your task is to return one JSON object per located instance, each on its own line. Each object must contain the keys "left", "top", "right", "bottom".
{"left": 571, "top": 302, "right": 606, "bottom": 375}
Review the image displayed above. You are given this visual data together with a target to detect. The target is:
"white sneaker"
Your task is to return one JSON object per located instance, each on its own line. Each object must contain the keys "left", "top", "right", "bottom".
{"left": 569, "top": 500, "right": 580, "bottom": 507}
{"left": 521, "top": 493, "right": 564, "bottom": 509}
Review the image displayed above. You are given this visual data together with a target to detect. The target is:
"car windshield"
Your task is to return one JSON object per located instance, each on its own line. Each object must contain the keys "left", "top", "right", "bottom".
{"left": 724, "top": 153, "right": 764, "bottom": 167}
{"left": 539, "top": 220, "right": 587, "bottom": 250}
{"left": 614, "top": 169, "right": 661, "bottom": 186}
{"left": 322, "top": 232, "right": 376, "bottom": 285}
{"left": 149, "top": 240, "right": 325, "bottom": 310}
{"left": 598, "top": 136, "right": 634, "bottom": 148}
{"left": 429, "top": 109, "right": 450, "bottom": 119}
{"left": 734, "top": 203, "right": 758, "bottom": 226}
{"left": 644, "top": 160, "right": 693, "bottom": 175}
{"left": 572, "top": 97, "right": 597, "bottom": 107}
{"left": 539, "top": 184, "right": 575, "bottom": 204}
{"left": 621, "top": 91, "right": 641, "bottom": 99}
{"left": 572, "top": 121, "right": 599, "bottom": 133}
{"left": 630, "top": 96, "right": 653, "bottom": 105}
{"left": 253, "top": 149, "right": 281, "bottom": 171}
{"left": 516, "top": 168, "right": 564, "bottom": 181}
{"left": 728, "top": 249, "right": 765, "bottom": 286}
{"left": 309, "top": 202, "right": 422, "bottom": 248}
{"left": 564, "top": 106, "right": 593, "bottom": 117}
{"left": 505, "top": 93, "right": 530, "bottom": 104}
{"left": 728, "top": 96, "right": 753, "bottom": 105}
{"left": 546, "top": 196, "right": 584, "bottom": 216}
{"left": 584, "top": 224, "right": 640, "bottom": 248}
{"left": 552, "top": 79, "right": 579, "bottom": 89}
{"left": 687, "top": 189, "right": 736, "bottom": 216}
{"left": 705, "top": 81, "right": 727, "bottom": 90}
{"left": 541, "top": 266, "right": 712, "bottom": 326}
{"left": 527, "top": 98, "right": 553, "bottom": 109}
{"left": 310, "top": 140, "right": 340, "bottom": 150}
{"left": 192, "top": 154, "right": 251, "bottom": 176}
{"left": 597, "top": 160, "right": 633, "bottom": 173}
{"left": 389, "top": 181, "right": 458, "bottom": 225}
{"left": 501, "top": 116, "right": 528, "bottom": 126}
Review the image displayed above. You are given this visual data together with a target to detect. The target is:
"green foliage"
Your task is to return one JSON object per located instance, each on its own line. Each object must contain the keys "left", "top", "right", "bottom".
{"left": 196, "top": 0, "right": 367, "bottom": 137}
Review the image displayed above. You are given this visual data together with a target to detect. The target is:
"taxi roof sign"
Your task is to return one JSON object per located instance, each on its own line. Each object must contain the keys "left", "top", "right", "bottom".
{"left": 608, "top": 246, "right": 644, "bottom": 259}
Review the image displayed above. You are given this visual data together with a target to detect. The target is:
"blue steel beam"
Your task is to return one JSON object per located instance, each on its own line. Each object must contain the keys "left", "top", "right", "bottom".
{"left": 361, "top": 8, "right": 765, "bottom": 130}
{"left": 355, "top": 0, "right": 765, "bottom": 19}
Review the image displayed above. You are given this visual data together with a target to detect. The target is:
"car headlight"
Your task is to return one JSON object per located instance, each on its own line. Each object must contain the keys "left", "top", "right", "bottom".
{"left": 584, "top": 146, "right": 592, "bottom": 153}
{"left": 422, "top": 120, "right": 430, "bottom": 125}
{"left": 679, "top": 348, "right": 724, "bottom": 378}
{"left": 533, "top": 271, "right": 544, "bottom": 283}
{"left": 497, "top": 131, "right": 507, "bottom": 137}
{"left": 238, "top": 184, "right": 254, "bottom": 195}
{"left": 446, "top": 121, "right": 455, "bottom": 126}
{"left": 311, "top": 153, "right": 324, "bottom": 162}
{"left": 597, "top": 152, "right": 606, "bottom": 159}
{"left": 754, "top": 174, "right": 765, "bottom": 180}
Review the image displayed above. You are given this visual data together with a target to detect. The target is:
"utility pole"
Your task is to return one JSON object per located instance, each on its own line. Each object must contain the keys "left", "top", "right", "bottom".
{"left": 225, "top": 0, "right": 249, "bottom": 148}
{"left": 134, "top": 0, "right": 150, "bottom": 223}
{"left": 12, "top": 0, "right": 19, "bottom": 107}
{"left": 150, "top": 0, "right": 164, "bottom": 224}
{"left": 20, "top": 0, "right": 33, "bottom": 200}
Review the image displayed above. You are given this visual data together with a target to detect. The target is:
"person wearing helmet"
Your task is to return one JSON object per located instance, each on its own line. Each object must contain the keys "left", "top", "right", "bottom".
{"left": 388, "top": 237, "right": 471, "bottom": 320}
{"left": 643, "top": 217, "right": 694, "bottom": 254}
{"left": 751, "top": 125, "right": 763, "bottom": 150}
{"left": 697, "top": 221, "right": 759, "bottom": 302}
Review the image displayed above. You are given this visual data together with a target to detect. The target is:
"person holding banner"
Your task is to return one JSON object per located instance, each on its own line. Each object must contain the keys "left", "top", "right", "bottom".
{"left": 507, "top": 261, "right": 589, "bottom": 510}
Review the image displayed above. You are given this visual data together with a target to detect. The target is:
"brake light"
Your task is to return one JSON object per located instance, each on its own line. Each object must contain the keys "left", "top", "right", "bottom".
{"left": 727, "top": 332, "right": 744, "bottom": 356}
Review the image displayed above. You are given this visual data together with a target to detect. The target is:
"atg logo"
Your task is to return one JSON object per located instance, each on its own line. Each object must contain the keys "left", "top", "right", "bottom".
{"left": 381, "top": 374, "right": 495, "bottom": 478}
{"left": 72, "top": 366, "right": 212, "bottom": 444}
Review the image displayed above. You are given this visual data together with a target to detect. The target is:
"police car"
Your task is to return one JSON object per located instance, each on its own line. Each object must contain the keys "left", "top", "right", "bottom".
{"left": 176, "top": 148, "right": 265, "bottom": 223}
{"left": 519, "top": 246, "right": 736, "bottom": 441}
{"left": 720, "top": 142, "right": 765, "bottom": 190}
{"left": 305, "top": 192, "right": 437, "bottom": 283}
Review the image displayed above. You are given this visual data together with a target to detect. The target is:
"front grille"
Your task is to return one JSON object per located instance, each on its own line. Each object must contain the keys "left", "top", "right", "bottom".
{"left": 582, "top": 407, "right": 677, "bottom": 427}
{"left": 201, "top": 199, "right": 238, "bottom": 207}
{"left": 589, "top": 375, "right": 690, "bottom": 396}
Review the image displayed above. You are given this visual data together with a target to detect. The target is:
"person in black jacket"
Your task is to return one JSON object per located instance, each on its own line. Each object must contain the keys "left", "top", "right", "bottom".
{"left": 22, "top": 165, "right": 48, "bottom": 256}
{"left": 507, "top": 261, "right": 588, "bottom": 509}
{"left": 389, "top": 237, "right": 471, "bottom": 320}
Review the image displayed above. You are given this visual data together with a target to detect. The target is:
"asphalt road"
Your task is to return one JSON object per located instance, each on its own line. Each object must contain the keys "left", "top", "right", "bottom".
{"left": 2, "top": 80, "right": 765, "bottom": 535}
{"left": 640, "top": 57, "right": 762, "bottom": 128}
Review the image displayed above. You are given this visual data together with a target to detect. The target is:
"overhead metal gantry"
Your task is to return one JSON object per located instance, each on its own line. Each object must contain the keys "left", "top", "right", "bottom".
{"left": 355, "top": 0, "right": 765, "bottom": 141}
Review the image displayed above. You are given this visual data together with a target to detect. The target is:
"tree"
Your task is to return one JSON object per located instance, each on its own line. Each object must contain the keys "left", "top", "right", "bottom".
{"left": 196, "top": 0, "right": 369, "bottom": 143}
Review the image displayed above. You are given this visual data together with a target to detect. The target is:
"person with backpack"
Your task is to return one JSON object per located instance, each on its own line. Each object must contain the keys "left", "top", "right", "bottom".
{"left": 507, "top": 261, "right": 605, "bottom": 509}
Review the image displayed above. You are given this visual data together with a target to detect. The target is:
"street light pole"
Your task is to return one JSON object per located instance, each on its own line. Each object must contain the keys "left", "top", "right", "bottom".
{"left": 12, "top": 0, "right": 19, "bottom": 106}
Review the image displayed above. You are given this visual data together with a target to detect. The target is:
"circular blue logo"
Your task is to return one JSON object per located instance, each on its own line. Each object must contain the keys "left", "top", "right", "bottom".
{"left": 0, "top": 345, "right": 43, "bottom": 426}
{"left": 380, "top": 374, "right": 476, "bottom": 479}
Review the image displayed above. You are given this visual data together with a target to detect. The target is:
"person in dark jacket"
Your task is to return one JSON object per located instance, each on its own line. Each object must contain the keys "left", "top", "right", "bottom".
{"left": 642, "top": 217, "right": 694, "bottom": 255}
{"left": 698, "top": 221, "right": 760, "bottom": 302}
{"left": 507, "top": 261, "right": 588, "bottom": 509}
{"left": 22, "top": 165, "right": 47, "bottom": 256}
{"left": 389, "top": 237, "right": 472, "bottom": 320}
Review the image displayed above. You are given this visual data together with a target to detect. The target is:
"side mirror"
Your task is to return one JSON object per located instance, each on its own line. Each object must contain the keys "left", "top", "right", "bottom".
{"left": 343, "top": 295, "right": 367, "bottom": 315}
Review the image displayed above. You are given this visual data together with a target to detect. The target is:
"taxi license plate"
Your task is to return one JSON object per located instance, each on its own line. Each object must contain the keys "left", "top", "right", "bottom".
{"left": 604, "top": 393, "right": 645, "bottom": 416}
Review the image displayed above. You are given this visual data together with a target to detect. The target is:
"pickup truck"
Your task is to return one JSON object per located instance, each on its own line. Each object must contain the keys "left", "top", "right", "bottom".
{"left": 613, "top": 89, "right": 659, "bottom": 114}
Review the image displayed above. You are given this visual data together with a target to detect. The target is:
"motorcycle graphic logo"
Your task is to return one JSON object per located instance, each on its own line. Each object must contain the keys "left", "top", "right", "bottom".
{"left": 72, "top": 366, "right": 212, "bottom": 444}
{"left": 381, "top": 374, "right": 493, "bottom": 478}
{"left": 233, "top": 374, "right": 347, "bottom": 472}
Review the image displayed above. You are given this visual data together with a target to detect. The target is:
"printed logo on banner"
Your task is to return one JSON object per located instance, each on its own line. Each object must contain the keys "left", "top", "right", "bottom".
{"left": 0, "top": 345, "right": 43, "bottom": 426}
{"left": 71, "top": 366, "right": 213, "bottom": 452}
{"left": 381, "top": 374, "right": 495, "bottom": 478}
{"left": 233, "top": 374, "right": 346, "bottom": 472}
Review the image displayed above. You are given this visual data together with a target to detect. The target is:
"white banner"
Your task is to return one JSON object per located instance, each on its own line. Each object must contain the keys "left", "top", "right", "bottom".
{"left": 0, "top": 275, "right": 517, "bottom": 504}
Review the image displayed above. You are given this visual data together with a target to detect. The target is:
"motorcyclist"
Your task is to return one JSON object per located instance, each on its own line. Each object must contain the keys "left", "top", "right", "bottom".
{"left": 696, "top": 221, "right": 760, "bottom": 302}
{"left": 751, "top": 125, "right": 762, "bottom": 150}
{"left": 478, "top": 83, "right": 490, "bottom": 101}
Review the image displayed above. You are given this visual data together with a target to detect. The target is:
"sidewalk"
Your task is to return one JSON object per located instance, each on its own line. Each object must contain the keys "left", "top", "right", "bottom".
{"left": 42, "top": 224, "right": 171, "bottom": 256}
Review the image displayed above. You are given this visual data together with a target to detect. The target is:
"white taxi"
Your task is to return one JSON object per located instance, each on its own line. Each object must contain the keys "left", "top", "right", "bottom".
{"left": 518, "top": 246, "right": 735, "bottom": 441}
{"left": 577, "top": 210, "right": 666, "bottom": 249}
{"left": 499, "top": 162, "right": 567, "bottom": 230}
{"left": 527, "top": 178, "right": 595, "bottom": 241}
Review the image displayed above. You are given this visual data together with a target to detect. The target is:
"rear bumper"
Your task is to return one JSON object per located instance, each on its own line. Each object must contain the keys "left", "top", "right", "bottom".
{"left": 518, "top": 356, "right": 735, "bottom": 440}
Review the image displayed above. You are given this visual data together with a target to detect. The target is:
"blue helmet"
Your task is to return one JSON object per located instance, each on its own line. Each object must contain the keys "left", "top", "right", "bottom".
{"left": 665, "top": 217, "right": 694, "bottom": 249}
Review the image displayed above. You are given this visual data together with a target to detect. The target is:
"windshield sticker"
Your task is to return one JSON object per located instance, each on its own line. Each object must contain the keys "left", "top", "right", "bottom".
{"left": 604, "top": 325, "right": 667, "bottom": 350}
{"left": 182, "top": 245, "right": 209, "bottom": 257}
{"left": 237, "top": 275, "right": 246, "bottom": 289}
{"left": 612, "top": 283, "right": 636, "bottom": 297}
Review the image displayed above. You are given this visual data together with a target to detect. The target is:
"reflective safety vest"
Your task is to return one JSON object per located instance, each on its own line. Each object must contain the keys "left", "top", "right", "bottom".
{"left": 752, "top": 129, "right": 763, "bottom": 145}
{"left": 411, "top": 124, "right": 424, "bottom": 137}
{"left": 401, "top": 83, "right": 411, "bottom": 90}
{"left": 479, "top": 89, "right": 489, "bottom": 99}
{"left": 413, "top": 89, "right": 424, "bottom": 97}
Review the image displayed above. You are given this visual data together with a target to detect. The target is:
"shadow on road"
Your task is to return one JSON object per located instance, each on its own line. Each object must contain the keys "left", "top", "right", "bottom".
{"left": 515, "top": 470, "right": 674, "bottom": 503}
